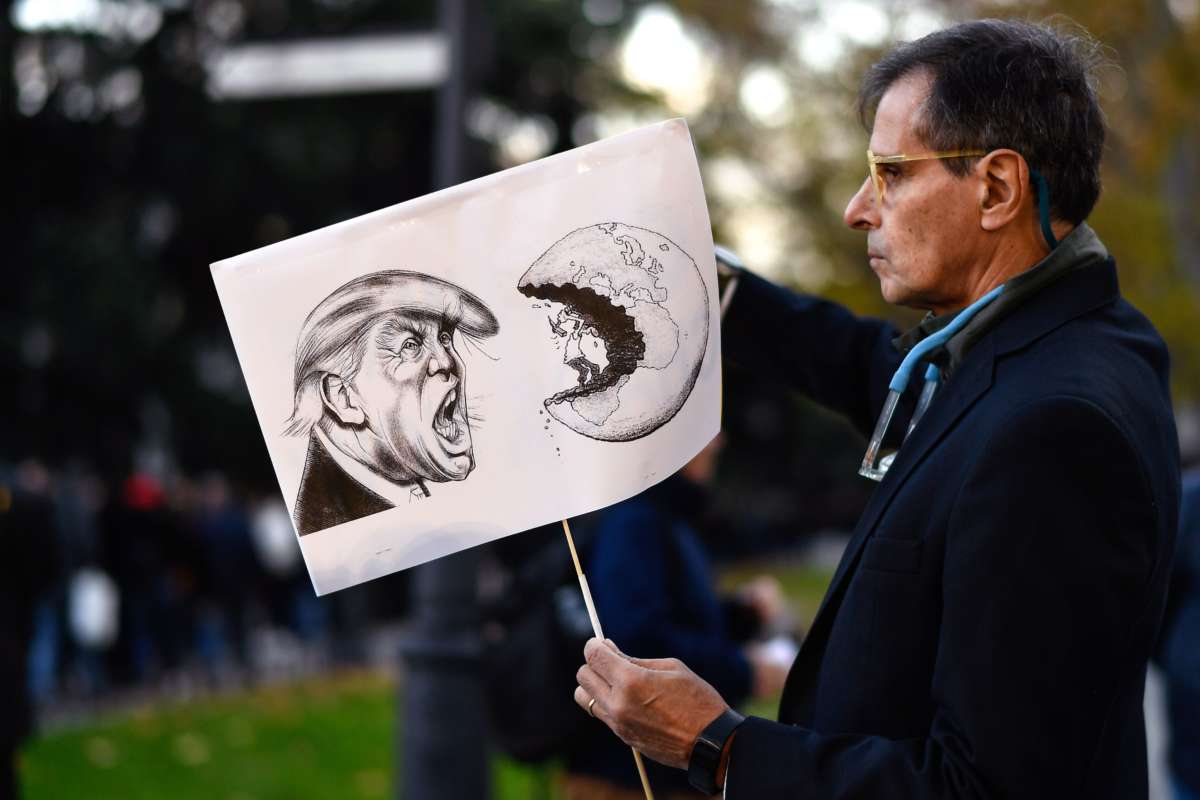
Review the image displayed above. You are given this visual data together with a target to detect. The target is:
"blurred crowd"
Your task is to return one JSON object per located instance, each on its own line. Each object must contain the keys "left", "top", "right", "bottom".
{"left": 0, "top": 459, "right": 408, "bottom": 710}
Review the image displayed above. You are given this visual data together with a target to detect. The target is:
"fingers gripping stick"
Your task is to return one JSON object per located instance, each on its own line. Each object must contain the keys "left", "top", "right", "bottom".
{"left": 562, "top": 518, "right": 655, "bottom": 800}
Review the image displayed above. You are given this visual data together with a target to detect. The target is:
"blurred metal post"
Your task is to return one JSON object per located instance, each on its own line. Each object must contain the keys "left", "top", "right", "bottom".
{"left": 398, "top": 0, "right": 490, "bottom": 798}
{"left": 433, "top": 0, "right": 470, "bottom": 193}
{"left": 1, "top": 0, "right": 13, "bottom": 120}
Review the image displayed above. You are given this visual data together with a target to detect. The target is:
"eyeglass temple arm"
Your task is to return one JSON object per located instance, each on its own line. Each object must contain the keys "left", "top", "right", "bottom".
{"left": 869, "top": 149, "right": 987, "bottom": 165}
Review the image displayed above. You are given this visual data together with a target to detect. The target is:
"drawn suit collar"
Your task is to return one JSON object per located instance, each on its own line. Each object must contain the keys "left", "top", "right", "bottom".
{"left": 314, "top": 425, "right": 429, "bottom": 506}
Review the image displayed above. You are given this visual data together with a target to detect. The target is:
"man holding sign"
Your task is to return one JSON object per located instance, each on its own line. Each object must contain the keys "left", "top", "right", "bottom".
{"left": 575, "top": 19, "right": 1179, "bottom": 798}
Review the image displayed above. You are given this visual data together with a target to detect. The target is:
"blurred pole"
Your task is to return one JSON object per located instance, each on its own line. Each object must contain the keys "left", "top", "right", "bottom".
{"left": 398, "top": 0, "right": 490, "bottom": 798}
{"left": 1, "top": 0, "right": 13, "bottom": 121}
{"left": 433, "top": 0, "right": 469, "bottom": 193}
{"left": 399, "top": 549, "right": 489, "bottom": 799}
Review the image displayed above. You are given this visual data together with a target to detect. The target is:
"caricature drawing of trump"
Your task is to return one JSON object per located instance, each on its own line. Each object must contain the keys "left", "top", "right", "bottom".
{"left": 284, "top": 270, "right": 499, "bottom": 536}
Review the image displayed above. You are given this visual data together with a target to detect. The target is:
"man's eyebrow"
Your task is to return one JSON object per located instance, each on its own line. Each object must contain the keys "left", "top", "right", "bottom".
{"left": 376, "top": 317, "right": 429, "bottom": 346}
{"left": 438, "top": 302, "right": 464, "bottom": 332}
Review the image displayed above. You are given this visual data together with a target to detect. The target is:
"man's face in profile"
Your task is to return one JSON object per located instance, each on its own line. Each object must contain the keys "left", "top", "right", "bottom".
{"left": 351, "top": 313, "right": 474, "bottom": 483}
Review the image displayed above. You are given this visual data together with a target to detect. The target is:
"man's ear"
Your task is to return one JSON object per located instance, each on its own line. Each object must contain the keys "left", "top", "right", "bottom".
{"left": 977, "top": 149, "right": 1028, "bottom": 232}
{"left": 320, "top": 374, "right": 366, "bottom": 427}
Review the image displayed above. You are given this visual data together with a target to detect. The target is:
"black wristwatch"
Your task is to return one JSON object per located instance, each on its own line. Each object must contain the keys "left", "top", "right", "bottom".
{"left": 687, "top": 708, "right": 746, "bottom": 795}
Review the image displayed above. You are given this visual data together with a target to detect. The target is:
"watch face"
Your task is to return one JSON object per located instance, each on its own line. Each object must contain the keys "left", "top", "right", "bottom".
{"left": 687, "top": 739, "right": 721, "bottom": 796}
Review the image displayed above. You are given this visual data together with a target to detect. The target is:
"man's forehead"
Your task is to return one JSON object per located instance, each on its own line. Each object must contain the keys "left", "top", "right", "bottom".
{"left": 868, "top": 72, "right": 931, "bottom": 154}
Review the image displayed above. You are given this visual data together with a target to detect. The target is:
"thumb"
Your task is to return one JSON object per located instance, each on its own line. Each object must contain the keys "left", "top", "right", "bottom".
{"left": 628, "top": 657, "right": 676, "bottom": 671}
{"left": 601, "top": 638, "right": 630, "bottom": 658}
{"left": 601, "top": 639, "right": 678, "bottom": 671}
{"left": 623, "top": 654, "right": 682, "bottom": 671}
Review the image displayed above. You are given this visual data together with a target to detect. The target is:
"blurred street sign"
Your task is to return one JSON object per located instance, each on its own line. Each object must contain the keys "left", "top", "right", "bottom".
{"left": 206, "top": 34, "right": 449, "bottom": 100}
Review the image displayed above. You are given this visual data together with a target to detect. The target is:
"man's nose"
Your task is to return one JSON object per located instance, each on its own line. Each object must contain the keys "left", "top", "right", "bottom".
{"left": 427, "top": 341, "right": 455, "bottom": 376}
{"left": 843, "top": 176, "right": 880, "bottom": 231}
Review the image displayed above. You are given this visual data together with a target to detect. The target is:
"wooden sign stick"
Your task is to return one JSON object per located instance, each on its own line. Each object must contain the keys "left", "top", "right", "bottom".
{"left": 561, "top": 518, "right": 655, "bottom": 800}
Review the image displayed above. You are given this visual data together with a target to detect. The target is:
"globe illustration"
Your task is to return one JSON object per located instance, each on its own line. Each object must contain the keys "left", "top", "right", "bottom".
{"left": 517, "top": 222, "right": 710, "bottom": 442}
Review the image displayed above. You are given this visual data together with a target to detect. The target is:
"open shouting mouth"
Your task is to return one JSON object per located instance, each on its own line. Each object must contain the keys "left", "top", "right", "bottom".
{"left": 433, "top": 386, "right": 468, "bottom": 453}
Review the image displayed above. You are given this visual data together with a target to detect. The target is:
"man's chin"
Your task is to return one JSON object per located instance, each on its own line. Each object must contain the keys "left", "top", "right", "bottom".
{"left": 422, "top": 448, "right": 473, "bottom": 482}
{"left": 878, "top": 279, "right": 916, "bottom": 309}
{"left": 442, "top": 453, "right": 473, "bottom": 481}
{"left": 876, "top": 276, "right": 899, "bottom": 303}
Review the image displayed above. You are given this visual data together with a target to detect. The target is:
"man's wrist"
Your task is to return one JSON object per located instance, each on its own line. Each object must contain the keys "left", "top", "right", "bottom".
{"left": 715, "top": 729, "right": 737, "bottom": 790}
{"left": 687, "top": 708, "right": 745, "bottom": 796}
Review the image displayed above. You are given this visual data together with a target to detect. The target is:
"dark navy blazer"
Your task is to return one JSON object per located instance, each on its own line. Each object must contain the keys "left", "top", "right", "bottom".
{"left": 720, "top": 260, "right": 1180, "bottom": 798}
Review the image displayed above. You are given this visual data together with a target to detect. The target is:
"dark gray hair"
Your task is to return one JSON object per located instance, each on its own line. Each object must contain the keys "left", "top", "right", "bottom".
{"left": 859, "top": 18, "right": 1108, "bottom": 225}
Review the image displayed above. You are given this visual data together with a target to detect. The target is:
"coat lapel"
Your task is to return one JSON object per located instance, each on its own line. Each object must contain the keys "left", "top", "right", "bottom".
{"left": 818, "top": 335, "right": 995, "bottom": 619}
{"left": 782, "top": 336, "right": 997, "bottom": 716}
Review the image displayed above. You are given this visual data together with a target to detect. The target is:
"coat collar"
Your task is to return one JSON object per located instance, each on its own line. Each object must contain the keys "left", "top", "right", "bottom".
{"left": 893, "top": 223, "right": 1111, "bottom": 376}
{"left": 952, "top": 223, "right": 1109, "bottom": 362}
{"left": 992, "top": 254, "right": 1119, "bottom": 358}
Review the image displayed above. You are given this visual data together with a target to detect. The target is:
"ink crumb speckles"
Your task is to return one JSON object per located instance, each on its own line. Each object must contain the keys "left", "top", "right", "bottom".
{"left": 539, "top": 407, "right": 562, "bottom": 455}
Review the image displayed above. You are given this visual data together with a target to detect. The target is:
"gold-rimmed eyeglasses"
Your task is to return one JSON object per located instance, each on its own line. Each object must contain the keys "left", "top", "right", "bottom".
{"left": 867, "top": 149, "right": 986, "bottom": 206}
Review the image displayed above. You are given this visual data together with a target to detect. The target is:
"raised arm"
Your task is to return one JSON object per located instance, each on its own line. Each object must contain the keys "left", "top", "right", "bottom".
{"left": 722, "top": 269, "right": 904, "bottom": 439}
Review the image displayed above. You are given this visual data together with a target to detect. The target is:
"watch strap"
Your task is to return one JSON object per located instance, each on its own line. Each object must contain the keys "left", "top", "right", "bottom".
{"left": 687, "top": 708, "right": 746, "bottom": 795}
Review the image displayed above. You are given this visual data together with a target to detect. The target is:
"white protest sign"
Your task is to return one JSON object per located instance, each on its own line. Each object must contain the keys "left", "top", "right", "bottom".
{"left": 211, "top": 119, "right": 720, "bottom": 595}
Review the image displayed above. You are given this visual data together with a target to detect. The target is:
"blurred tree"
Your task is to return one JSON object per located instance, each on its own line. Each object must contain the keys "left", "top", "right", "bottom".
{"left": 973, "top": 0, "right": 1200, "bottom": 401}
{"left": 5, "top": 1, "right": 442, "bottom": 481}
{"left": 0, "top": 0, "right": 626, "bottom": 484}
{"left": 569, "top": 0, "right": 1200, "bottom": 531}
{"left": 581, "top": 0, "right": 1200, "bottom": 398}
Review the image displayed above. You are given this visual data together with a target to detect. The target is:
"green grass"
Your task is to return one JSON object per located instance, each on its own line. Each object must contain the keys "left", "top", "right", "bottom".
{"left": 21, "top": 671, "right": 395, "bottom": 800}
{"left": 494, "top": 759, "right": 565, "bottom": 800}
{"left": 20, "top": 564, "right": 833, "bottom": 799}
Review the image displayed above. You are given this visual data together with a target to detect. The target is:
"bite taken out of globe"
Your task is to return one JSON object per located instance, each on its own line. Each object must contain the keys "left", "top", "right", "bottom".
{"left": 517, "top": 222, "right": 710, "bottom": 442}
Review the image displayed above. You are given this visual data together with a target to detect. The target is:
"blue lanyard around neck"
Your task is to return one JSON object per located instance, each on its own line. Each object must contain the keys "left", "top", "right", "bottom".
{"left": 888, "top": 283, "right": 1006, "bottom": 394}
{"left": 859, "top": 283, "right": 1007, "bottom": 481}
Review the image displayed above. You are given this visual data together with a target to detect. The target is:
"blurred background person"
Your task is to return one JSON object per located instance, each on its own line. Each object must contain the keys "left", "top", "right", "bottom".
{"left": 101, "top": 471, "right": 180, "bottom": 684}
{"left": 249, "top": 493, "right": 327, "bottom": 649}
{"left": 191, "top": 472, "right": 257, "bottom": 681}
{"left": 1159, "top": 470, "right": 1200, "bottom": 800}
{"left": 0, "top": 462, "right": 59, "bottom": 799}
{"left": 562, "top": 434, "right": 796, "bottom": 799}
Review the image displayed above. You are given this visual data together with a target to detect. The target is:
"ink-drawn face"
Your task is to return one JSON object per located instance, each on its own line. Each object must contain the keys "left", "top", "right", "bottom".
{"left": 352, "top": 314, "right": 474, "bottom": 483}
